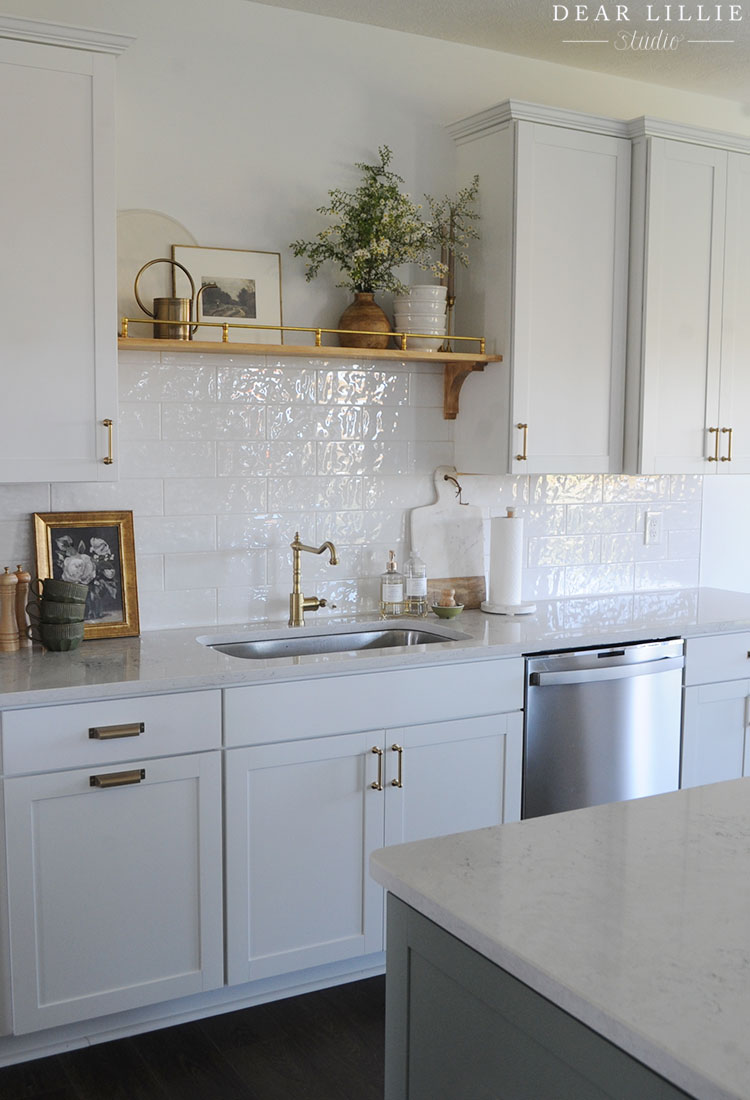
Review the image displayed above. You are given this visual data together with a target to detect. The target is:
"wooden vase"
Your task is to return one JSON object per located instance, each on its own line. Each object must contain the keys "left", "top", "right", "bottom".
{"left": 337, "top": 292, "right": 392, "bottom": 350}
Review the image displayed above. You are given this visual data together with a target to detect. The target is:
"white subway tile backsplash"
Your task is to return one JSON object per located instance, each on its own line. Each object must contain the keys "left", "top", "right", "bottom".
{"left": 3, "top": 351, "right": 702, "bottom": 629}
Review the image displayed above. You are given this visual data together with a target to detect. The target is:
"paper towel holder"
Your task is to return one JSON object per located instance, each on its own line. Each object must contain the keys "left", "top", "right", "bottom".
{"left": 481, "top": 506, "right": 537, "bottom": 616}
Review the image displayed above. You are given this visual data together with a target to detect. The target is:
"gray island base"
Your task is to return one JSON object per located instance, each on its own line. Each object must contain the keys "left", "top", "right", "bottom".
{"left": 372, "top": 779, "right": 750, "bottom": 1100}
{"left": 385, "top": 895, "right": 691, "bottom": 1100}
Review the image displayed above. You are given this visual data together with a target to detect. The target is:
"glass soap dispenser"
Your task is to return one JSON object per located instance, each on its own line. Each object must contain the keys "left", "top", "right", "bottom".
{"left": 404, "top": 548, "right": 428, "bottom": 617}
{"left": 379, "top": 550, "right": 404, "bottom": 619}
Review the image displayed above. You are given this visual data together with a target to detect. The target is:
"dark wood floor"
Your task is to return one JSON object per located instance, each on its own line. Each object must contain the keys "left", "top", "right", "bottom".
{"left": 0, "top": 977, "right": 385, "bottom": 1100}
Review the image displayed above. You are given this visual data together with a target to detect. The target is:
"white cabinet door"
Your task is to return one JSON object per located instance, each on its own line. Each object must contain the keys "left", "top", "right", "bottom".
{"left": 384, "top": 712, "right": 523, "bottom": 848}
{"left": 0, "top": 29, "right": 122, "bottom": 481}
{"left": 225, "top": 732, "right": 386, "bottom": 986}
{"left": 454, "top": 114, "right": 630, "bottom": 474}
{"left": 717, "top": 152, "right": 750, "bottom": 473}
{"left": 510, "top": 123, "right": 630, "bottom": 474}
{"left": 681, "top": 681, "right": 750, "bottom": 789}
{"left": 5, "top": 751, "right": 223, "bottom": 1034}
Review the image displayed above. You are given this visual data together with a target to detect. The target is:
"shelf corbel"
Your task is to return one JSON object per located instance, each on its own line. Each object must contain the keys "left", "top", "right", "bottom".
{"left": 442, "top": 360, "right": 486, "bottom": 420}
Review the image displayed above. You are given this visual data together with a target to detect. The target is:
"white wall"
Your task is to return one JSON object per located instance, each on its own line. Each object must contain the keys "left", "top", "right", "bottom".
{"left": 700, "top": 476, "right": 750, "bottom": 593}
{"left": 0, "top": 0, "right": 744, "bottom": 624}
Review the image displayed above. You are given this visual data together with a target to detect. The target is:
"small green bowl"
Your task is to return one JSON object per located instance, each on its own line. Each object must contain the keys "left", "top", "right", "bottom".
{"left": 431, "top": 604, "right": 464, "bottom": 619}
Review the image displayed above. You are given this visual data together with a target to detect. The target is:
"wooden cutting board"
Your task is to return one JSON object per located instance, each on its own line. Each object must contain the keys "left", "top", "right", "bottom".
{"left": 410, "top": 467, "right": 486, "bottom": 609}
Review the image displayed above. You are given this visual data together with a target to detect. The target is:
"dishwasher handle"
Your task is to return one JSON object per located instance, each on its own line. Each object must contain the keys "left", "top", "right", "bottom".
{"left": 529, "top": 655, "right": 684, "bottom": 687}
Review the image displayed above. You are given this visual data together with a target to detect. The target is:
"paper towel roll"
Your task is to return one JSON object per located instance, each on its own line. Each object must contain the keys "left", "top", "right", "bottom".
{"left": 488, "top": 510, "right": 524, "bottom": 607}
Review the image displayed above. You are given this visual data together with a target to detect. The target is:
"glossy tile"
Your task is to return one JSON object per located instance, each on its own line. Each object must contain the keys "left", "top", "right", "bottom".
{"left": 522, "top": 505, "right": 566, "bottom": 537}
{"left": 217, "top": 442, "right": 315, "bottom": 477}
{"left": 135, "top": 516, "right": 216, "bottom": 555}
{"left": 316, "top": 510, "right": 406, "bottom": 546}
{"left": 527, "top": 536, "right": 600, "bottom": 568}
{"left": 164, "top": 478, "right": 267, "bottom": 516}
{"left": 601, "top": 533, "right": 667, "bottom": 564}
{"left": 634, "top": 559, "right": 700, "bottom": 591}
{"left": 269, "top": 476, "right": 362, "bottom": 511}
{"left": 119, "top": 361, "right": 216, "bottom": 403}
{"left": 363, "top": 475, "right": 434, "bottom": 510}
{"left": 119, "top": 402, "right": 161, "bottom": 441}
{"left": 521, "top": 567, "right": 566, "bottom": 601}
{"left": 162, "top": 404, "right": 265, "bottom": 440}
{"left": 635, "top": 502, "right": 702, "bottom": 531}
{"left": 408, "top": 441, "right": 456, "bottom": 475}
{"left": 135, "top": 554, "right": 165, "bottom": 592}
{"left": 317, "top": 442, "right": 409, "bottom": 476}
{"left": 164, "top": 549, "right": 266, "bottom": 590}
{"left": 119, "top": 441, "right": 216, "bottom": 479}
{"left": 566, "top": 504, "right": 636, "bottom": 534}
{"left": 138, "top": 588, "right": 217, "bottom": 631}
{"left": 669, "top": 474, "right": 704, "bottom": 501}
{"left": 50, "top": 479, "right": 164, "bottom": 516}
{"left": 531, "top": 475, "right": 602, "bottom": 505}
{"left": 217, "top": 513, "right": 294, "bottom": 550}
{"left": 318, "top": 369, "right": 409, "bottom": 406}
{"left": 459, "top": 476, "right": 528, "bottom": 511}
{"left": 564, "top": 563, "right": 634, "bottom": 596}
{"left": 602, "top": 475, "right": 670, "bottom": 502}
{"left": 217, "top": 365, "right": 316, "bottom": 404}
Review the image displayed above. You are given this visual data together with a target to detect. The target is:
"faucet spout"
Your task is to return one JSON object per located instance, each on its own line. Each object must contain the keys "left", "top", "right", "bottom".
{"left": 289, "top": 532, "right": 339, "bottom": 627}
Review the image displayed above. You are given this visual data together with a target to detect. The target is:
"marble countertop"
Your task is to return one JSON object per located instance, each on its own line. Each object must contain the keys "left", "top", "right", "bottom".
{"left": 371, "top": 778, "right": 750, "bottom": 1100}
{"left": 1, "top": 586, "right": 750, "bottom": 708}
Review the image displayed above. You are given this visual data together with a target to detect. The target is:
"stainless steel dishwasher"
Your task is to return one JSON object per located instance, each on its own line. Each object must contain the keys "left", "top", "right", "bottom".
{"left": 523, "top": 638, "right": 684, "bottom": 819}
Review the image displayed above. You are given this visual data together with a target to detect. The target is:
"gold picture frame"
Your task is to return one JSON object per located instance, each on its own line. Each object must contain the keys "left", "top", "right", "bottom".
{"left": 171, "top": 244, "right": 283, "bottom": 343}
{"left": 33, "top": 511, "right": 140, "bottom": 640}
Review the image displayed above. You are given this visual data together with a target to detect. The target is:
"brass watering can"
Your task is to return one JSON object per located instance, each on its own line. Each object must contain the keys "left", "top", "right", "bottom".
{"left": 134, "top": 258, "right": 216, "bottom": 340}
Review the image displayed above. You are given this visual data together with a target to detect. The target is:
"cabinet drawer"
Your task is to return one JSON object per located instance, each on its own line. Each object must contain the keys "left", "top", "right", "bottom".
{"left": 685, "top": 632, "right": 750, "bottom": 686}
{"left": 224, "top": 659, "right": 523, "bottom": 747}
{"left": 1, "top": 691, "right": 221, "bottom": 775}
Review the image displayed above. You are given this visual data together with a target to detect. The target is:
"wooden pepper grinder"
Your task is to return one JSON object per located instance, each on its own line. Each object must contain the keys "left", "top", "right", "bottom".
{"left": 0, "top": 568, "right": 20, "bottom": 653}
{"left": 14, "top": 565, "right": 31, "bottom": 648}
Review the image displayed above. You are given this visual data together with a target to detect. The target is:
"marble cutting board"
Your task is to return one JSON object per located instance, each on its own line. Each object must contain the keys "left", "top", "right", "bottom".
{"left": 410, "top": 467, "right": 486, "bottom": 609}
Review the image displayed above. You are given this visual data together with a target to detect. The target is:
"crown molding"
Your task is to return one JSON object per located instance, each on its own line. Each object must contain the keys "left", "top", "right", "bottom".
{"left": 0, "top": 15, "right": 134, "bottom": 54}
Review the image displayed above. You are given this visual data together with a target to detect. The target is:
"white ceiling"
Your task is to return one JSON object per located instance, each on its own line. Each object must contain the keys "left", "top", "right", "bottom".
{"left": 250, "top": 0, "right": 750, "bottom": 103}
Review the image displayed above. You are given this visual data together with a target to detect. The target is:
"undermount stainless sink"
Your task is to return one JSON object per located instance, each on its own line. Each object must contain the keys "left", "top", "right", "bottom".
{"left": 197, "top": 620, "right": 471, "bottom": 660}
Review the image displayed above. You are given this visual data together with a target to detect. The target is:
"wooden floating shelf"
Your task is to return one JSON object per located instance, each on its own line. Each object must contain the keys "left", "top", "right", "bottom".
{"left": 117, "top": 338, "right": 502, "bottom": 420}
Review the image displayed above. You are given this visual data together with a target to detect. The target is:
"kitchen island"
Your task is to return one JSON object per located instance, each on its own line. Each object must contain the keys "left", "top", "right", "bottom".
{"left": 371, "top": 778, "right": 750, "bottom": 1100}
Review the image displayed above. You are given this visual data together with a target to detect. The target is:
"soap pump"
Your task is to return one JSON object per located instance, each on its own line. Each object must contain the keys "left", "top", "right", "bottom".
{"left": 379, "top": 550, "right": 404, "bottom": 619}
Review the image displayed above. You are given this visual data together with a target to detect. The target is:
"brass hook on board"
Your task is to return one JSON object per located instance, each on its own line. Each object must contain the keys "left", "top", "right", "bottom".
{"left": 443, "top": 473, "right": 469, "bottom": 505}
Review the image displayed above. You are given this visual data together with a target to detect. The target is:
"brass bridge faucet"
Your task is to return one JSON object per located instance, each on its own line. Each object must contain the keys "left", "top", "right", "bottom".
{"left": 289, "top": 532, "right": 339, "bottom": 627}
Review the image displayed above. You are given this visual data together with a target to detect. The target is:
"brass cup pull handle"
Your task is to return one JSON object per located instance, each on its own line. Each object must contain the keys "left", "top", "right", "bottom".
{"left": 89, "top": 722, "right": 144, "bottom": 741}
{"left": 721, "top": 426, "right": 734, "bottom": 462}
{"left": 391, "top": 743, "right": 403, "bottom": 788}
{"left": 708, "top": 426, "right": 720, "bottom": 462}
{"left": 103, "top": 418, "right": 114, "bottom": 465}
{"left": 90, "top": 768, "right": 145, "bottom": 789}
{"left": 515, "top": 422, "right": 528, "bottom": 462}
{"left": 370, "top": 746, "right": 384, "bottom": 791}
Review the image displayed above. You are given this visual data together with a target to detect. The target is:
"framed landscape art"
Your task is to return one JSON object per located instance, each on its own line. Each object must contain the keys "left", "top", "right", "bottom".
{"left": 171, "top": 245, "right": 283, "bottom": 343}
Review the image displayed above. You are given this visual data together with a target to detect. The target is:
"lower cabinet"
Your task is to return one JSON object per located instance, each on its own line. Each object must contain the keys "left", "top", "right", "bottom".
{"left": 682, "top": 633, "right": 750, "bottom": 789}
{"left": 4, "top": 751, "right": 223, "bottom": 1034}
{"left": 681, "top": 681, "right": 750, "bottom": 788}
{"left": 225, "top": 712, "right": 522, "bottom": 986}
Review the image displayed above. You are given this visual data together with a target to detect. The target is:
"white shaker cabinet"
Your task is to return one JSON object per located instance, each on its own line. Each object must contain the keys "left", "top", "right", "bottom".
{"left": 223, "top": 660, "right": 523, "bottom": 986}
{"left": 0, "top": 18, "right": 131, "bottom": 481}
{"left": 626, "top": 136, "right": 750, "bottom": 474}
{"left": 3, "top": 691, "right": 224, "bottom": 1034}
{"left": 681, "top": 632, "right": 750, "bottom": 789}
{"left": 451, "top": 104, "right": 631, "bottom": 474}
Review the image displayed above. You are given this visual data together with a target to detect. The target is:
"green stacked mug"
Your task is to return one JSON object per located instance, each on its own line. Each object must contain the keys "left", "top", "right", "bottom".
{"left": 28, "top": 578, "right": 89, "bottom": 651}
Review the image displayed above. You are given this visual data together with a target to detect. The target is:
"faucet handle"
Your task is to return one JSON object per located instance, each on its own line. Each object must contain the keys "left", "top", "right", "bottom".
{"left": 318, "top": 599, "right": 336, "bottom": 610}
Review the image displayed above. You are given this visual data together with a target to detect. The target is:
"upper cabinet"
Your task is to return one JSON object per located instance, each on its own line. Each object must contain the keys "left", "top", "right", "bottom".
{"left": 0, "top": 17, "right": 132, "bottom": 482}
{"left": 450, "top": 103, "right": 631, "bottom": 475}
{"left": 625, "top": 132, "right": 750, "bottom": 475}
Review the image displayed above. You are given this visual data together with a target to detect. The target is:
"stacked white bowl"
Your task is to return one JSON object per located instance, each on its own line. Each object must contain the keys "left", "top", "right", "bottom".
{"left": 393, "top": 284, "right": 447, "bottom": 350}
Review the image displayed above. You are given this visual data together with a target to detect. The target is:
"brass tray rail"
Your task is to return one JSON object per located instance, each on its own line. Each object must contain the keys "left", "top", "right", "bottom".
{"left": 120, "top": 316, "right": 486, "bottom": 354}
